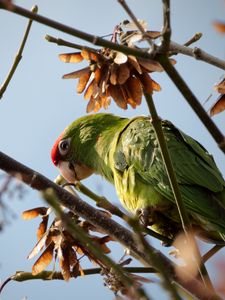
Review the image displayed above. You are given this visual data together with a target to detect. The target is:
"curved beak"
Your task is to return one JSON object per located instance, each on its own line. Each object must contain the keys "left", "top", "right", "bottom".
{"left": 57, "top": 161, "right": 94, "bottom": 182}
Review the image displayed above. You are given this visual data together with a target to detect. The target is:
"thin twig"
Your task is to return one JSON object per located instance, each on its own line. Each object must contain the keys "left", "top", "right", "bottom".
{"left": 117, "top": 0, "right": 155, "bottom": 51}
{"left": 45, "top": 34, "right": 98, "bottom": 53}
{"left": 10, "top": 267, "right": 157, "bottom": 281}
{"left": 0, "top": 267, "right": 157, "bottom": 295}
{"left": 183, "top": 33, "right": 203, "bottom": 47}
{"left": 160, "top": 0, "right": 171, "bottom": 52}
{"left": 0, "top": 2, "right": 151, "bottom": 58}
{"left": 202, "top": 245, "right": 224, "bottom": 263}
{"left": 0, "top": 5, "right": 38, "bottom": 99}
{"left": 144, "top": 92, "right": 214, "bottom": 291}
{"left": 169, "top": 41, "right": 225, "bottom": 70}
{"left": 0, "top": 1, "right": 225, "bottom": 72}
{"left": 156, "top": 55, "right": 225, "bottom": 153}
{"left": 0, "top": 277, "right": 11, "bottom": 294}
{"left": 144, "top": 93, "right": 190, "bottom": 231}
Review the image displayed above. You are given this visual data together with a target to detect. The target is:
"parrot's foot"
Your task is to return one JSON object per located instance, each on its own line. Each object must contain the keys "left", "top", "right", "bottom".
{"left": 137, "top": 207, "right": 181, "bottom": 246}
{"left": 137, "top": 207, "right": 155, "bottom": 228}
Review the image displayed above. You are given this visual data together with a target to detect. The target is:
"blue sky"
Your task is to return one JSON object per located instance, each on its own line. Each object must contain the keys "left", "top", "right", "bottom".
{"left": 0, "top": 1, "right": 225, "bottom": 299}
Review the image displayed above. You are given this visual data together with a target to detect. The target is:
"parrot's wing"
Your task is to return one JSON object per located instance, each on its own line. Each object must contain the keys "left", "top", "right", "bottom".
{"left": 114, "top": 117, "right": 225, "bottom": 233}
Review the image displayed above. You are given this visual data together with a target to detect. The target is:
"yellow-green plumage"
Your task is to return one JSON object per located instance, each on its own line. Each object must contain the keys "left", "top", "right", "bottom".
{"left": 59, "top": 113, "right": 225, "bottom": 243}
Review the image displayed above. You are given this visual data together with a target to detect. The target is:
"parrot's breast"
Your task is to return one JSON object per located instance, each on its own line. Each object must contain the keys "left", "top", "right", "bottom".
{"left": 112, "top": 165, "right": 169, "bottom": 213}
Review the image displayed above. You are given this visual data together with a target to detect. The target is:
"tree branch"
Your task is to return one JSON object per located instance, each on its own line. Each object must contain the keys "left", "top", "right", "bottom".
{"left": 170, "top": 41, "right": 225, "bottom": 70}
{"left": 11, "top": 267, "right": 157, "bottom": 282}
{"left": 156, "top": 55, "right": 225, "bottom": 153}
{"left": 1, "top": 2, "right": 224, "bottom": 154}
{"left": 144, "top": 93, "right": 190, "bottom": 231}
{"left": 45, "top": 34, "right": 98, "bottom": 53}
{"left": 117, "top": 0, "right": 155, "bottom": 51}
{"left": 202, "top": 245, "right": 224, "bottom": 263}
{"left": 0, "top": 5, "right": 38, "bottom": 99}
{"left": 183, "top": 33, "right": 203, "bottom": 47}
{"left": 160, "top": 0, "right": 171, "bottom": 52}
{"left": 1, "top": 1, "right": 224, "bottom": 71}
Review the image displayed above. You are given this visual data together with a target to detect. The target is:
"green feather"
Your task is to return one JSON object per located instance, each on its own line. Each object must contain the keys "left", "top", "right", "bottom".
{"left": 62, "top": 113, "right": 225, "bottom": 243}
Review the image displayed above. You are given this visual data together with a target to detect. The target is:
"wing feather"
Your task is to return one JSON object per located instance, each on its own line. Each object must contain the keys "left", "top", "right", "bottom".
{"left": 114, "top": 117, "right": 225, "bottom": 233}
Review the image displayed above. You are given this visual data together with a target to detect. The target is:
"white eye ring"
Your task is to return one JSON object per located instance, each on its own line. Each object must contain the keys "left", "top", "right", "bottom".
{"left": 58, "top": 138, "right": 71, "bottom": 156}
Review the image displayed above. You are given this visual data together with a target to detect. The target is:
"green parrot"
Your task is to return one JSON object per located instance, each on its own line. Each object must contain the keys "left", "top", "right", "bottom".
{"left": 51, "top": 113, "right": 225, "bottom": 244}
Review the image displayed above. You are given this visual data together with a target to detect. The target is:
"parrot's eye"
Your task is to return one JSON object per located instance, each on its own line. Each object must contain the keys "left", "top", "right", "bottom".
{"left": 58, "top": 138, "right": 71, "bottom": 156}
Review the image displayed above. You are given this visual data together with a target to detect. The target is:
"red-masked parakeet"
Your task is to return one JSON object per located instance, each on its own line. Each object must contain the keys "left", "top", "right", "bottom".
{"left": 51, "top": 113, "right": 225, "bottom": 244}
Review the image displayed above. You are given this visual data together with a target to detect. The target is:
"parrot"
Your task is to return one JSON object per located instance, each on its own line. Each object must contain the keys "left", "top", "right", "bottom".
{"left": 51, "top": 113, "right": 225, "bottom": 244}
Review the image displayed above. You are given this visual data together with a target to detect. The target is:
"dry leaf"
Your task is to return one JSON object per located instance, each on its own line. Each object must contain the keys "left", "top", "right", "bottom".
{"left": 59, "top": 52, "right": 83, "bottom": 63}
{"left": 146, "top": 31, "right": 161, "bottom": 39}
{"left": 81, "top": 49, "right": 102, "bottom": 62}
{"left": 63, "top": 67, "right": 90, "bottom": 79}
{"left": 22, "top": 207, "right": 48, "bottom": 220}
{"left": 117, "top": 63, "right": 130, "bottom": 85}
{"left": 58, "top": 245, "right": 71, "bottom": 281}
{"left": 32, "top": 242, "right": 54, "bottom": 275}
{"left": 86, "top": 97, "right": 95, "bottom": 113}
{"left": 126, "top": 76, "right": 142, "bottom": 106}
{"left": 93, "top": 99, "right": 101, "bottom": 112}
{"left": 84, "top": 79, "right": 96, "bottom": 100}
{"left": 108, "top": 85, "right": 127, "bottom": 109}
{"left": 210, "top": 94, "right": 225, "bottom": 116}
{"left": 94, "top": 68, "right": 102, "bottom": 84}
{"left": 27, "top": 231, "right": 51, "bottom": 259}
{"left": 138, "top": 58, "right": 164, "bottom": 72}
{"left": 101, "top": 96, "right": 111, "bottom": 110}
{"left": 37, "top": 217, "right": 48, "bottom": 241}
{"left": 128, "top": 56, "right": 142, "bottom": 74}
{"left": 110, "top": 63, "right": 119, "bottom": 85}
{"left": 213, "top": 21, "right": 225, "bottom": 34}
{"left": 98, "top": 66, "right": 110, "bottom": 94}
{"left": 114, "top": 52, "right": 128, "bottom": 64}
{"left": 137, "top": 72, "right": 153, "bottom": 94}
{"left": 214, "top": 78, "right": 225, "bottom": 94}
{"left": 77, "top": 71, "right": 91, "bottom": 93}
{"left": 151, "top": 79, "right": 161, "bottom": 92}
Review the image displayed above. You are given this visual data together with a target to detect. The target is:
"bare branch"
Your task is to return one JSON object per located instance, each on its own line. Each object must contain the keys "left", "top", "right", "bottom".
{"left": 0, "top": 1, "right": 224, "bottom": 73}
{"left": 170, "top": 41, "right": 225, "bottom": 70}
{"left": 160, "top": 0, "right": 171, "bottom": 52}
{"left": 45, "top": 34, "right": 98, "bottom": 53}
{"left": 11, "top": 267, "right": 157, "bottom": 282}
{"left": 203, "top": 245, "right": 224, "bottom": 263}
{"left": 117, "top": 0, "right": 155, "bottom": 51}
{"left": 183, "top": 33, "right": 203, "bottom": 47}
{"left": 0, "top": 5, "right": 38, "bottom": 99}
{"left": 156, "top": 55, "right": 225, "bottom": 154}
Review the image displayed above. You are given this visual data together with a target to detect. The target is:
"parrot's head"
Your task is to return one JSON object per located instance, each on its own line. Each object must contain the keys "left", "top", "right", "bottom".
{"left": 51, "top": 116, "right": 96, "bottom": 183}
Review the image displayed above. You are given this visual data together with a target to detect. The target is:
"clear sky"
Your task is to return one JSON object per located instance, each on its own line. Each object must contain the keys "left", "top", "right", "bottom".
{"left": 0, "top": 1, "right": 225, "bottom": 299}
